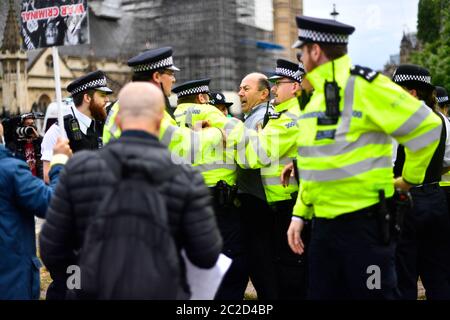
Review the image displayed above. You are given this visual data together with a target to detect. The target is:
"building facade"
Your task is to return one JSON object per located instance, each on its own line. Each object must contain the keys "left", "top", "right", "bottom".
{"left": 1, "top": 0, "right": 300, "bottom": 116}
{"left": 273, "top": 0, "right": 303, "bottom": 62}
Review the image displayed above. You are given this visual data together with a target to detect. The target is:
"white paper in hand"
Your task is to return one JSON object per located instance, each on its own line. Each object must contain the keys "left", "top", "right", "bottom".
{"left": 181, "top": 250, "right": 232, "bottom": 300}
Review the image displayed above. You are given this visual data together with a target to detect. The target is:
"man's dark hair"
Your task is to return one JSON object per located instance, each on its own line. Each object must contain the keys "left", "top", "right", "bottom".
{"left": 131, "top": 68, "right": 166, "bottom": 82}
{"left": 72, "top": 89, "right": 95, "bottom": 107}
{"left": 305, "top": 43, "right": 348, "bottom": 61}
{"left": 257, "top": 77, "right": 270, "bottom": 92}
{"left": 177, "top": 94, "right": 208, "bottom": 105}
{"left": 402, "top": 83, "right": 437, "bottom": 110}
{"left": 257, "top": 77, "right": 270, "bottom": 101}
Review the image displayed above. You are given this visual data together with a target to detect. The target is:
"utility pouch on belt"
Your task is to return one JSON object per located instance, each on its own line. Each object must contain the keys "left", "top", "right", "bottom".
{"left": 392, "top": 189, "right": 412, "bottom": 237}
{"left": 214, "top": 180, "right": 237, "bottom": 208}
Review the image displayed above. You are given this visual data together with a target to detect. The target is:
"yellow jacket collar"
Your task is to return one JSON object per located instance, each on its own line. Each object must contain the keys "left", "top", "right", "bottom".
{"left": 305, "top": 54, "right": 352, "bottom": 92}
{"left": 275, "top": 96, "right": 299, "bottom": 113}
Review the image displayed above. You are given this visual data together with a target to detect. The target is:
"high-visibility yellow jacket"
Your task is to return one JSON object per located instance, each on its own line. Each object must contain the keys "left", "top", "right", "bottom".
{"left": 440, "top": 172, "right": 450, "bottom": 187}
{"left": 102, "top": 101, "right": 121, "bottom": 144}
{"left": 235, "top": 97, "right": 301, "bottom": 203}
{"left": 293, "top": 54, "right": 442, "bottom": 220}
{"left": 102, "top": 101, "right": 223, "bottom": 162}
{"left": 174, "top": 103, "right": 237, "bottom": 187}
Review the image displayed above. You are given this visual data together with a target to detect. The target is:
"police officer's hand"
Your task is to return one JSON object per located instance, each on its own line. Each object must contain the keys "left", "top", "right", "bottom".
{"left": 287, "top": 218, "right": 305, "bottom": 255}
{"left": 53, "top": 137, "right": 73, "bottom": 158}
{"left": 394, "top": 177, "right": 412, "bottom": 192}
{"left": 281, "top": 162, "right": 294, "bottom": 187}
{"left": 215, "top": 128, "right": 227, "bottom": 148}
{"left": 193, "top": 120, "right": 211, "bottom": 131}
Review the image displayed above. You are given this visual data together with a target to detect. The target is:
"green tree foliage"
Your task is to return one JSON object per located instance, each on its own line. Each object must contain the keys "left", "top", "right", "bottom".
{"left": 417, "top": 0, "right": 441, "bottom": 43}
{"left": 412, "top": 0, "right": 450, "bottom": 91}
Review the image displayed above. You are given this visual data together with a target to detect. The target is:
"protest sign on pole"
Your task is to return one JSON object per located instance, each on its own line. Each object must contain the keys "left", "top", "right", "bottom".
{"left": 19, "top": 0, "right": 90, "bottom": 138}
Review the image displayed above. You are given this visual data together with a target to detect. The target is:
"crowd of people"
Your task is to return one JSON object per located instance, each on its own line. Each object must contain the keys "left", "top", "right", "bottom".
{"left": 1, "top": 13, "right": 450, "bottom": 300}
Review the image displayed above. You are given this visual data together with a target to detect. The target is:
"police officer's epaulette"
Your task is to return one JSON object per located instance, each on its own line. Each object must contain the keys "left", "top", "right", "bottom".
{"left": 268, "top": 110, "right": 287, "bottom": 120}
{"left": 350, "top": 65, "right": 379, "bottom": 82}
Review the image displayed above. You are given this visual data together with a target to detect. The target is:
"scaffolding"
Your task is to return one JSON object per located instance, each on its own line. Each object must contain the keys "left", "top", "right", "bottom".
{"left": 120, "top": 0, "right": 277, "bottom": 91}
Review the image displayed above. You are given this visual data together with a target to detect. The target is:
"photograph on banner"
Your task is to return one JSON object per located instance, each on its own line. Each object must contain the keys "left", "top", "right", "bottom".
{"left": 20, "top": 0, "right": 89, "bottom": 50}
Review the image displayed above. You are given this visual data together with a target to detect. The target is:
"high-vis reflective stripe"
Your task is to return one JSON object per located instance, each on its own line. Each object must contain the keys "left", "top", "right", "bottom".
{"left": 279, "top": 156, "right": 293, "bottom": 165}
{"left": 190, "top": 130, "right": 199, "bottom": 163}
{"left": 196, "top": 163, "right": 236, "bottom": 172}
{"left": 284, "top": 111, "right": 300, "bottom": 122}
{"left": 185, "top": 106, "right": 194, "bottom": 128}
{"left": 298, "top": 132, "right": 390, "bottom": 157}
{"left": 249, "top": 135, "right": 271, "bottom": 165}
{"left": 403, "top": 126, "right": 442, "bottom": 152}
{"left": 301, "top": 156, "right": 392, "bottom": 182}
{"left": 161, "top": 125, "right": 178, "bottom": 146}
{"left": 224, "top": 117, "right": 240, "bottom": 132}
{"left": 391, "top": 104, "right": 432, "bottom": 137}
{"left": 300, "top": 111, "right": 326, "bottom": 119}
{"left": 262, "top": 176, "right": 282, "bottom": 186}
{"left": 335, "top": 76, "right": 356, "bottom": 138}
{"left": 109, "top": 123, "right": 118, "bottom": 136}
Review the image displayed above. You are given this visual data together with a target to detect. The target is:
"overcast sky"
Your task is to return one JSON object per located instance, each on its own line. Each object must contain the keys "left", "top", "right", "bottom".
{"left": 302, "top": 0, "right": 419, "bottom": 70}
{"left": 254, "top": 0, "right": 419, "bottom": 70}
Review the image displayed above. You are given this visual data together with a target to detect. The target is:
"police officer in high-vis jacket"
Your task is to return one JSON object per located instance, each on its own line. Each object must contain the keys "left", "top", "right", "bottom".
{"left": 234, "top": 59, "right": 308, "bottom": 299}
{"left": 438, "top": 86, "right": 450, "bottom": 209}
{"left": 172, "top": 79, "right": 248, "bottom": 300}
{"left": 286, "top": 16, "right": 443, "bottom": 299}
{"left": 102, "top": 48, "right": 224, "bottom": 162}
{"left": 392, "top": 66, "right": 450, "bottom": 300}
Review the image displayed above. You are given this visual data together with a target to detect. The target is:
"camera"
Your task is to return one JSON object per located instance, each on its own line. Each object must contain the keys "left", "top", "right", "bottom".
{"left": 1, "top": 111, "right": 44, "bottom": 179}
{"left": 16, "top": 126, "right": 35, "bottom": 138}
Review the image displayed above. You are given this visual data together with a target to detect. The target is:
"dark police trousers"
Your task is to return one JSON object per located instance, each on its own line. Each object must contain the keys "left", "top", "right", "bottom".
{"left": 212, "top": 190, "right": 249, "bottom": 300}
{"left": 271, "top": 199, "right": 309, "bottom": 300}
{"left": 239, "top": 193, "right": 278, "bottom": 299}
{"left": 308, "top": 205, "right": 399, "bottom": 300}
{"left": 441, "top": 185, "right": 450, "bottom": 217}
{"left": 396, "top": 184, "right": 450, "bottom": 300}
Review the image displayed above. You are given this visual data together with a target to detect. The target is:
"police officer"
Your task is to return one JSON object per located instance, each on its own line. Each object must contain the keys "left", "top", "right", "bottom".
{"left": 393, "top": 66, "right": 450, "bottom": 300}
{"left": 286, "top": 15, "right": 443, "bottom": 299}
{"left": 210, "top": 92, "right": 233, "bottom": 117}
{"left": 103, "top": 47, "right": 180, "bottom": 144}
{"left": 436, "top": 86, "right": 450, "bottom": 117}
{"left": 235, "top": 59, "right": 308, "bottom": 299}
{"left": 438, "top": 86, "right": 450, "bottom": 198}
{"left": 172, "top": 79, "right": 248, "bottom": 300}
{"left": 103, "top": 48, "right": 223, "bottom": 162}
{"left": 41, "top": 70, "right": 112, "bottom": 182}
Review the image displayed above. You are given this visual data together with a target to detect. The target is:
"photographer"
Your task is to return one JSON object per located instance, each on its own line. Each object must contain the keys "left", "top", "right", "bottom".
{"left": 2, "top": 112, "right": 44, "bottom": 179}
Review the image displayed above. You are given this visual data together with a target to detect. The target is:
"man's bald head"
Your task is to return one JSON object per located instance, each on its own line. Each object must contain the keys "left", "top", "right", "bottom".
{"left": 116, "top": 82, "right": 165, "bottom": 135}
{"left": 238, "top": 72, "right": 270, "bottom": 114}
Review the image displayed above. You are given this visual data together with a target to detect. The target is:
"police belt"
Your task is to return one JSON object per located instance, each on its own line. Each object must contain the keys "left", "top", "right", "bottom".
{"left": 209, "top": 180, "right": 238, "bottom": 208}
{"left": 410, "top": 181, "right": 440, "bottom": 193}
{"left": 314, "top": 200, "right": 393, "bottom": 222}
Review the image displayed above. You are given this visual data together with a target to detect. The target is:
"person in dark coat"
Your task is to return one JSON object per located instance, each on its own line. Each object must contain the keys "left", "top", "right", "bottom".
{"left": 0, "top": 121, "right": 72, "bottom": 300}
{"left": 39, "top": 82, "right": 223, "bottom": 300}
